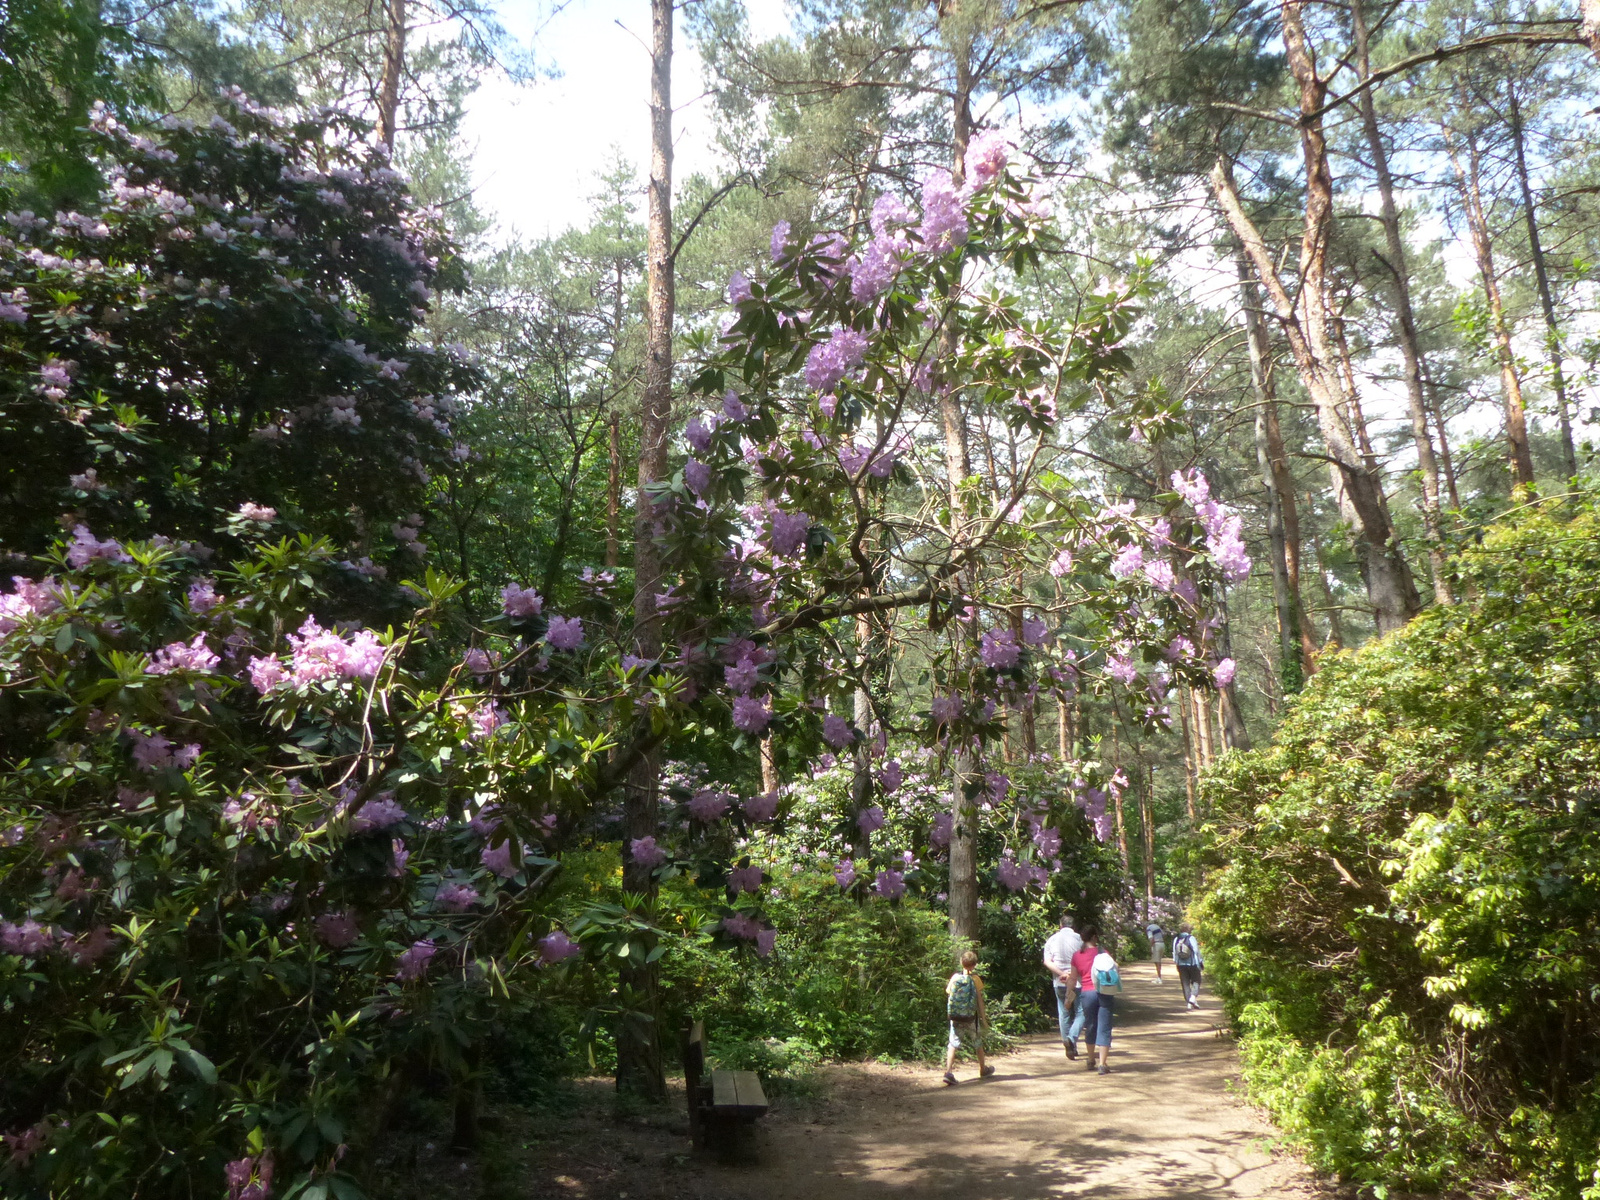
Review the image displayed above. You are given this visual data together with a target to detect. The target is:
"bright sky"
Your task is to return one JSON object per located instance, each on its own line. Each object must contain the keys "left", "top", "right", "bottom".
{"left": 462, "top": 0, "right": 793, "bottom": 241}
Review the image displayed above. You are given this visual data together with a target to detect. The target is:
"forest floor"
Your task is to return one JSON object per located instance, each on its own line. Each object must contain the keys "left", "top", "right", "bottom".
{"left": 380, "top": 962, "right": 1326, "bottom": 1199}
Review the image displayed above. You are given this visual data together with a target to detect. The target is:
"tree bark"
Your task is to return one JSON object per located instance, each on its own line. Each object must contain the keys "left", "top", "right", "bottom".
{"left": 947, "top": 753, "right": 980, "bottom": 951}
{"left": 1585, "top": 0, "right": 1600, "bottom": 65}
{"left": 606, "top": 413, "right": 621, "bottom": 568}
{"left": 1351, "top": 0, "right": 1450, "bottom": 603}
{"left": 1139, "top": 766, "right": 1155, "bottom": 914}
{"left": 377, "top": 0, "right": 406, "bottom": 151}
{"left": 1444, "top": 124, "right": 1536, "bottom": 490}
{"left": 1237, "top": 253, "right": 1311, "bottom": 689}
{"left": 850, "top": 615, "right": 874, "bottom": 858}
{"left": 1211, "top": 147, "right": 1418, "bottom": 633}
{"left": 617, "top": 0, "right": 675, "bottom": 1103}
{"left": 1507, "top": 85, "right": 1578, "bottom": 481}
{"left": 1215, "top": 587, "right": 1251, "bottom": 751}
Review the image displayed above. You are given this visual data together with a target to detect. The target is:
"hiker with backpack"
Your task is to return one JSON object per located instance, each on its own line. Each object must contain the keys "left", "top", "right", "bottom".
{"left": 1079, "top": 942, "right": 1124, "bottom": 1075}
{"left": 943, "top": 949, "right": 994, "bottom": 1085}
{"left": 1172, "top": 923, "right": 1204, "bottom": 1010}
{"left": 1041, "top": 913, "right": 1084, "bottom": 1059}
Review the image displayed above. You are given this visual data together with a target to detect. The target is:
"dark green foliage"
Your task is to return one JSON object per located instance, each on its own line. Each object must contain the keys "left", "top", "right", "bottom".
{"left": 1196, "top": 490, "right": 1600, "bottom": 1198}
{"left": 0, "top": 95, "right": 476, "bottom": 560}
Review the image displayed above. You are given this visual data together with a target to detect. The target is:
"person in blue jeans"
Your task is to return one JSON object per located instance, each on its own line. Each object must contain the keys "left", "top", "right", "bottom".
{"left": 1079, "top": 945, "right": 1124, "bottom": 1075}
{"left": 1041, "top": 914, "right": 1083, "bottom": 1058}
{"left": 1065, "top": 928, "right": 1101, "bottom": 1056}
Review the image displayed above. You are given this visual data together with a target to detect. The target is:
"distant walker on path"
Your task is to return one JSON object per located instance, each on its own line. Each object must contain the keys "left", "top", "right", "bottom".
{"left": 1146, "top": 917, "right": 1167, "bottom": 983}
{"left": 943, "top": 950, "right": 994, "bottom": 1086}
{"left": 1173, "top": 923, "right": 1204, "bottom": 1010}
{"left": 1041, "top": 914, "right": 1084, "bottom": 1060}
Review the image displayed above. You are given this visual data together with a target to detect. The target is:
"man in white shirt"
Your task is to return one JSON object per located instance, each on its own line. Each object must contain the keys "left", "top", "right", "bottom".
{"left": 1042, "top": 914, "right": 1084, "bottom": 1059}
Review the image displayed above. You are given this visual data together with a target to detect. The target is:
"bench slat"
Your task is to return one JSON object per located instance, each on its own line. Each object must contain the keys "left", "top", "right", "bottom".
{"left": 732, "top": 1069, "right": 768, "bottom": 1111}
{"left": 710, "top": 1069, "right": 740, "bottom": 1110}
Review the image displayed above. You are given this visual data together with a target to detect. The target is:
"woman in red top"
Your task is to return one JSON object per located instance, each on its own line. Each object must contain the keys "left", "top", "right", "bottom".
{"left": 1065, "top": 929, "right": 1099, "bottom": 1061}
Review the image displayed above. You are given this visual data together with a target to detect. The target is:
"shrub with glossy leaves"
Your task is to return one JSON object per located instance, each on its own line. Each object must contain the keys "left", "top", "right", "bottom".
{"left": 1195, "top": 490, "right": 1600, "bottom": 1199}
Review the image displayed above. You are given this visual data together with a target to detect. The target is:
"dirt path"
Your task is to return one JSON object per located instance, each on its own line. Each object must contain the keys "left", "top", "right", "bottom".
{"left": 454, "top": 961, "right": 1321, "bottom": 1200}
{"left": 711, "top": 961, "right": 1319, "bottom": 1199}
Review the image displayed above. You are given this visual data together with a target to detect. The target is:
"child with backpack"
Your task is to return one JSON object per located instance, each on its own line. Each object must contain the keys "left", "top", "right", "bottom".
{"left": 1172, "top": 923, "right": 1204, "bottom": 1010}
{"left": 943, "top": 949, "right": 994, "bottom": 1085}
{"left": 1079, "top": 945, "right": 1124, "bottom": 1075}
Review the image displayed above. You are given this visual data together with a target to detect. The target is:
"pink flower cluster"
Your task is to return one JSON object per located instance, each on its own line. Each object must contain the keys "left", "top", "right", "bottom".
{"left": 742, "top": 791, "right": 780, "bottom": 821}
{"left": 435, "top": 882, "right": 479, "bottom": 912}
{"left": 856, "top": 805, "right": 886, "bottom": 834}
{"left": 538, "top": 930, "right": 581, "bottom": 964}
{"left": 723, "top": 914, "right": 777, "bottom": 956}
{"left": 249, "top": 617, "right": 385, "bottom": 691}
{"left": 877, "top": 759, "right": 903, "bottom": 793}
{"left": 1172, "top": 471, "right": 1252, "bottom": 583}
{"left": 130, "top": 731, "right": 201, "bottom": 772}
{"left": 996, "top": 851, "right": 1049, "bottom": 892}
{"left": 0, "top": 575, "right": 61, "bottom": 634}
{"left": 630, "top": 836, "right": 667, "bottom": 867}
{"left": 481, "top": 840, "right": 517, "bottom": 878}
{"left": 501, "top": 583, "right": 543, "bottom": 617}
{"left": 979, "top": 627, "right": 1020, "bottom": 670}
{"left": 834, "top": 859, "right": 857, "bottom": 888}
{"left": 395, "top": 938, "right": 436, "bottom": 982}
{"left": 873, "top": 869, "right": 907, "bottom": 900}
{"left": 919, "top": 172, "right": 968, "bottom": 252}
{"left": 66, "top": 524, "right": 129, "bottom": 568}
{"left": 822, "top": 714, "right": 855, "bottom": 749}
{"left": 225, "top": 1153, "right": 273, "bottom": 1200}
{"left": 767, "top": 509, "right": 811, "bottom": 558}
{"left": 545, "top": 614, "right": 584, "bottom": 650}
{"left": 803, "top": 327, "right": 869, "bottom": 393}
{"left": 146, "top": 634, "right": 219, "bottom": 675}
{"left": 728, "top": 864, "right": 763, "bottom": 893}
{"left": 732, "top": 694, "right": 773, "bottom": 734}
{"left": 688, "top": 788, "right": 733, "bottom": 822}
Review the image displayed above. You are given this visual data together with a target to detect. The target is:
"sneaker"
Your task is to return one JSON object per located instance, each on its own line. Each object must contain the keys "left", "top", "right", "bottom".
{"left": 1084, "top": 1058, "right": 1097, "bottom": 1072}
{"left": 1064, "top": 1041, "right": 1078, "bottom": 1061}
{"left": 943, "top": 1071, "right": 958, "bottom": 1086}
{"left": 980, "top": 1065, "right": 995, "bottom": 1078}
{"left": 1098, "top": 1065, "right": 1110, "bottom": 1076}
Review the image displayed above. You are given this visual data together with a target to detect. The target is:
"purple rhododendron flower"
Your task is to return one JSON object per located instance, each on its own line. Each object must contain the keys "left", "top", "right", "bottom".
{"left": 66, "top": 524, "right": 129, "bottom": 568}
{"left": 501, "top": 583, "right": 543, "bottom": 618}
{"left": 878, "top": 759, "right": 903, "bottom": 793}
{"left": 986, "top": 772, "right": 1010, "bottom": 803}
{"left": 997, "top": 855, "right": 1027, "bottom": 891}
{"left": 930, "top": 695, "right": 960, "bottom": 725}
{"left": 236, "top": 502, "right": 276, "bottom": 522}
{"left": 684, "top": 458, "right": 713, "bottom": 496}
{"left": 1047, "top": 548, "right": 1074, "bottom": 578}
{"left": 248, "top": 655, "right": 286, "bottom": 692}
{"left": 147, "top": 633, "right": 219, "bottom": 675}
{"left": 391, "top": 838, "right": 410, "bottom": 876}
{"left": 481, "top": 840, "right": 516, "bottom": 878}
{"left": 834, "top": 859, "right": 857, "bottom": 888}
{"left": 732, "top": 694, "right": 772, "bottom": 733}
{"left": 1107, "top": 654, "right": 1138, "bottom": 685}
{"left": 930, "top": 813, "right": 953, "bottom": 847}
{"left": 967, "top": 130, "right": 1009, "bottom": 186}
{"left": 873, "top": 869, "right": 906, "bottom": 900}
{"left": 728, "top": 269, "right": 752, "bottom": 305}
{"left": 435, "top": 882, "right": 480, "bottom": 912}
{"left": 395, "top": 938, "right": 437, "bottom": 982}
{"left": 0, "top": 575, "right": 61, "bottom": 634}
{"left": 0, "top": 919, "right": 56, "bottom": 957}
{"left": 856, "top": 805, "right": 886, "bottom": 834}
{"left": 283, "top": 617, "right": 384, "bottom": 685}
{"left": 871, "top": 193, "right": 911, "bottom": 233}
{"left": 187, "top": 578, "right": 220, "bottom": 612}
{"left": 464, "top": 647, "right": 498, "bottom": 675}
{"left": 1144, "top": 558, "right": 1177, "bottom": 592}
{"left": 314, "top": 911, "right": 359, "bottom": 948}
{"left": 728, "top": 864, "right": 763, "bottom": 893}
{"left": 538, "top": 930, "right": 581, "bottom": 964}
{"left": 850, "top": 230, "right": 905, "bottom": 304}
{"left": 979, "top": 628, "right": 1021, "bottom": 670}
{"left": 755, "top": 928, "right": 777, "bottom": 957}
{"left": 685, "top": 415, "right": 714, "bottom": 453}
{"left": 742, "top": 791, "right": 780, "bottom": 821}
{"left": 725, "top": 657, "right": 761, "bottom": 694}
{"left": 630, "top": 836, "right": 667, "bottom": 867}
{"left": 545, "top": 615, "right": 584, "bottom": 650}
{"left": 803, "top": 327, "right": 869, "bottom": 393}
{"left": 768, "top": 510, "right": 811, "bottom": 558}
{"left": 918, "top": 171, "right": 968, "bottom": 252}
{"left": 687, "top": 789, "right": 732, "bottom": 822}
{"left": 467, "top": 702, "right": 506, "bottom": 741}
{"left": 821, "top": 713, "right": 855, "bottom": 748}
{"left": 1034, "top": 826, "right": 1062, "bottom": 858}
{"left": 770, "top": 219, "right": 791, "bottom": 261}
{"left": 224, "top": 1153, "right": 273, "bottom": 1200}
{"left": 723, "top": 390, "right": 749, "bottom": 422}
{"left": 1212, "top": 657, "right": 1237, "bottom": 688}
{"left": 1111, "top": 542, "right": 1144, "bottom": 579}
{"left": 349, "top": 793, "right": 407, "bottom": 833}
{"left": 1021, "top": 617, "right": 1050, "bottom": 646}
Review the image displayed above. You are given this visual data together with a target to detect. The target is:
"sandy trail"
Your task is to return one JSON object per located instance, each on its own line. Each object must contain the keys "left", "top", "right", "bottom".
{"left": 703, "top": 960, "right": 1318, "bottom": 1199}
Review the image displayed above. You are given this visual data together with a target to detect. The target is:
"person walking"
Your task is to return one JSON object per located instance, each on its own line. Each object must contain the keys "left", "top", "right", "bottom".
{"left": 1081, "top": 944, "right": 1124, "bottom": 1075}
{"left": 943, "top": 949, "right": 994, "bottom": 1085}
{"left": 1065, "top": 927, "right": 1101, "bottom": 1062}
{"left": 1042, "top": 914, "right": 1083, "bottom": 1059}
{"left": 1146, "top": 916, "right": 1167, "bottom": 983}
{"left": 1172, "top": 923, "right": 1204, "bottom": 1010}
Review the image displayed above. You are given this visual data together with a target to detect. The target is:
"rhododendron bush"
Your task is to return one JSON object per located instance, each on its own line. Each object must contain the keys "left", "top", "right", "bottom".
{"left": 0, "top": 531, "right": 616, "bottom": 1196}
{"left": 0, "top": 91, "right": 477, "bottom": 560}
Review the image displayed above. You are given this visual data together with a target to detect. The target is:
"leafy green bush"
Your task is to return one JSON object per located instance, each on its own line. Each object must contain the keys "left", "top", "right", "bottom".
{"left": 1196, "top": 490, "right": 1600, "bottom": 1199}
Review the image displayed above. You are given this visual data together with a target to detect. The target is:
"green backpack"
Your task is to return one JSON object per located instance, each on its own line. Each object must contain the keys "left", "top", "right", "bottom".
{"left": 947, "top": 971, "right": 979, "bottom": 1018}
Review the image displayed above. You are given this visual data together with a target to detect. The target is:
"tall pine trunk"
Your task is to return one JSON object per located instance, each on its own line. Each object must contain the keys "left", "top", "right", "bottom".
{"left": 377, "top": 0, "right": 406, "bottom": 150}
{"left": 616, "top": 0, "right": 675, "bottom": 1102}
{"left": 1507, "top": 86, "right": 1578, "bottom": 482}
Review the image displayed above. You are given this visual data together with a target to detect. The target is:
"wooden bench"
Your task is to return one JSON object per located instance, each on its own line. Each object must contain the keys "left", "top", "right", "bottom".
{"left": 682, "top": 1020, "right": 769, "bottom": 1160}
